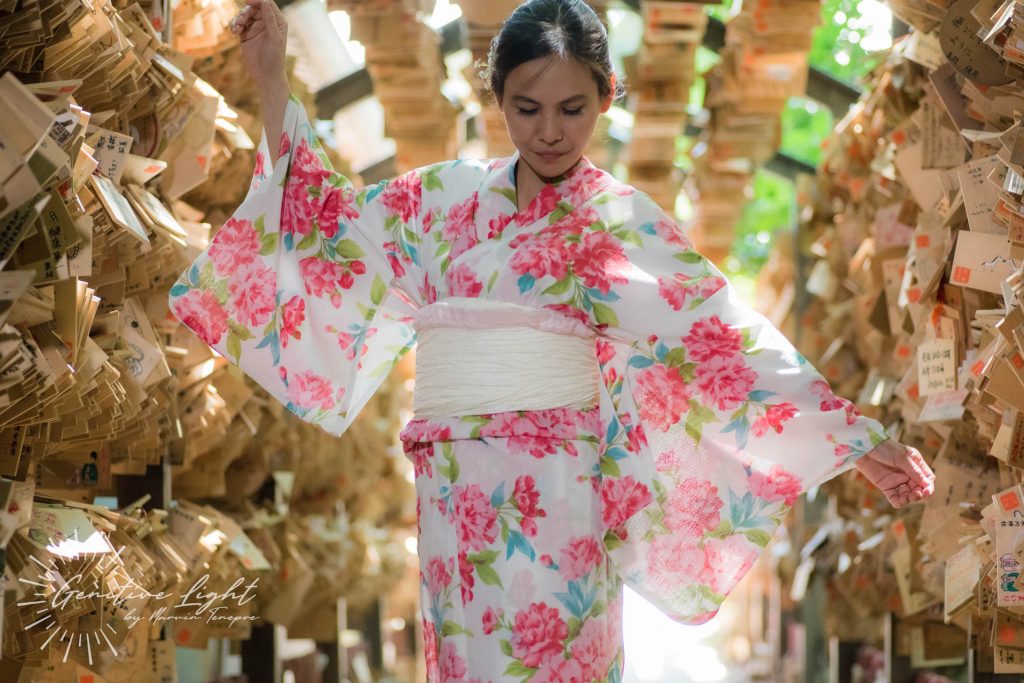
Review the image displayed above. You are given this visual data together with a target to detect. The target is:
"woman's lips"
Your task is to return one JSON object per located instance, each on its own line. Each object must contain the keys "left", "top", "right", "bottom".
{"left": 536, "top": 151, "right": 566, "bottom": 160}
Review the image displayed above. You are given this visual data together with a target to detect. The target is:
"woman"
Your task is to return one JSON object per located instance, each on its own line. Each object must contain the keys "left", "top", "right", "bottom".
{"left": 173, "top": 0, "right": 935, "bottom": 679}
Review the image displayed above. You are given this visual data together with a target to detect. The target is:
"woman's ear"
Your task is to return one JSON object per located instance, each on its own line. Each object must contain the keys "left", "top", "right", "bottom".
{"left": 602, "top": 73, "right": 617, "bottom": 113}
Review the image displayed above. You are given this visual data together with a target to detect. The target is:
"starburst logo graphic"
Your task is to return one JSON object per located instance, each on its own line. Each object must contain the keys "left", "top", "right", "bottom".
{"left": 17, "top": 538, "right": 146, "bottom": 667}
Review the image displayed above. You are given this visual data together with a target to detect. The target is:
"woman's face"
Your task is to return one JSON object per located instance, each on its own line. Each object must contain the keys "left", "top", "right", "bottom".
{"left": 499, "top": 56, "right": 611, "bottom": 181}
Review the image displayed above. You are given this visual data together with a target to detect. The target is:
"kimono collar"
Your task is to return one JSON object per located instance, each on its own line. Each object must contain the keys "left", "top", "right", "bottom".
{"left": 475, "top": 151, "right": 616, "bottom": 239}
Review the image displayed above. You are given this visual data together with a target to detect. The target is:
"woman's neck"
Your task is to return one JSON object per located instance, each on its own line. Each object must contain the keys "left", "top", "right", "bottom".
{"left": 514, "top": 160, "right": 547, "bottom": 213}
{"left": 514, "top": 156, "right": 581, "bottom": 213}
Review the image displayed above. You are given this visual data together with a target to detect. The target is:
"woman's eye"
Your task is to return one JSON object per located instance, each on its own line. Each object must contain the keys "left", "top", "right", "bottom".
{"left": 517, "top": 108, "right": 538, "bottom": 115}
{"left": 564, "top": 107, "right": 584, "bottom": 116}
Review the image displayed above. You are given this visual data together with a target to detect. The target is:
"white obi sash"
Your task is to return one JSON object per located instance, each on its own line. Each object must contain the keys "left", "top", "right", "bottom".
{"left": 412, "top": 298, "right": 600, "bottom": 418}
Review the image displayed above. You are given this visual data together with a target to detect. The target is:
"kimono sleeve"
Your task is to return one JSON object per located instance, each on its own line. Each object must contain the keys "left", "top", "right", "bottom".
{"left": 593, "top": 198, "right": 888, "bottom": 624}
{"left": 168, "top": 94, "right": 422, "bottom": 437}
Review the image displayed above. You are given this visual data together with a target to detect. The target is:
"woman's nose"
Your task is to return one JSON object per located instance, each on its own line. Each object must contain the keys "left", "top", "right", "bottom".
{"left": 538, "top": 115, "right": 562, "bottom": 145}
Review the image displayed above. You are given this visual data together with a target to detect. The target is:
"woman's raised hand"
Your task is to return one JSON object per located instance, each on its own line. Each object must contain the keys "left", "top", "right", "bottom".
{"left": 854, "top": 438, "right": 936, "bottom": 508}
{"left": 230, "top": 0, "right": 289, "bottom": 87}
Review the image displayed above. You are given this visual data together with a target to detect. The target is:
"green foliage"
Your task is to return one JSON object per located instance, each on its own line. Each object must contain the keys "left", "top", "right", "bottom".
{"left": 807, "top": 0, "right": 890, "bottom": 84}
{"left": 725, "top": 170, "right": 795, "bottom": 279}
{"left": 779, "top": 97, "right": 834, "bottom": 166}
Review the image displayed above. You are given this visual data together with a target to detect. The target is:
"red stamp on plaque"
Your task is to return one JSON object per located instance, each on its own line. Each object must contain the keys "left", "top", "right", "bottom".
{"left": 916, "top": 234, "right": 930, "bottom": 248}
{"left": 952, "top": 266, "right": 971, "bottom": 284}
{"left": 1000, "top": 491, "right": 1021, "bottom": 511}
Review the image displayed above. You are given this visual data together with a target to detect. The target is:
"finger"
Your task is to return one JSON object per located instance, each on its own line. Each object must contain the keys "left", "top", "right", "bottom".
{"left": 230, "top": 5, "right": 256, "bottom": 33}
{"left": 905, "top": 448, "right": 933, "bottom": 483}
{"left": 261, "top": 0, "right": 285, "bottom": 19}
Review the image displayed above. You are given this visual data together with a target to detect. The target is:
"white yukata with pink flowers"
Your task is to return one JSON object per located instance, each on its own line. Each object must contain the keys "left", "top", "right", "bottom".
{"left": 169, "top": 95, "right": 887, "bottom": 683}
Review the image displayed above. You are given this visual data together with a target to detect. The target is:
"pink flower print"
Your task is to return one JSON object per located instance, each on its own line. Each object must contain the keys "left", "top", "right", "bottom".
{"left": 695, "top": 354, "right": 757, "bottom": 411}
{"left": 600, "top": 476, "right": 653, "bottom": 530}
{"left": 439, "top": 641, "right": 468, "bottom": 683}
{"left": 512, "top": 475, "right": 542, "bottom": 518}
{"left": 280, "top": 296, "right": 305, "bottom": 348}
{"left": 488, "top": 212, "right": 513, "bottom": 239}
{"left": 424, "top": 556, "right": 452, "bottom": 595}
{"left": 482, "top": 607, "right": 501, "bottom": 635}
{"left": 646, "top": 533, "right": 707, "bottom": 585}
{"left": 409, "top": 443, "right": 434, "bottom": 478}
{"left": 509, "top": 232, "right": 571, "bottom": 281}
{"left": 423, "top": 621, "right": 439, "bottom": 682}
{"left": 402, "top": 422, "right": 453, "bottom": 443}
{"left": 749, "top": 465, "right": 803, "bottom": 506}
{"left": 704, "top": 535, "right": 758, "bottom": 596}
{"left": 300, "top": 257, "right": 346, "bottom": 300}
{"left": 521, "top": 516, "right": 538, "bottom": 537}
{"left": 442, "top": 192, "right": 479, "bottom": 259}
{"left": 380, "top": 171, "right": 422, "bottom": 223}
{"left": 445, "top": 263, "right": 484, "bottom": 297}
{"left": 655, "top": 449, "right": 684, "bottom": 473}
{"left": 280, "top": 176, "right": 315, "bottom": 237}
{"left": 515, "top": 184, "right": 560, "bottom": 226}
{"left": 683, "top": 315, "right": 742, "bottom": 363}
{"left": 453, "top": 485, "right": 498, "bottom": 551}
{"left": 547, "top": 206, "right": 600, "bottom": 237}
{"left": 527, "top": 408, "right": 577, "bottom": 435}
{"left": 458, "top": 551, "right": 475, "bottom": 605}
{"left": 654, "top": 218, "right": 693, "bottom": 249}
{"left": 571, "top": 618, "right": 612, "bottom": 681}
{"left": 509, "top": 435, "right": 559, "bottom": 459}
{"left": 751, "top": 402, "right": 799, "bottom": 437}
{"left": 572, "top": 230, "right": 629, "bottom": 294}
{"left": 281, "top": 142, "right": 329, "bottom": 238}
{"left": 278, "top": 132, "right": 291, "bottom": 159}
{"left": 286, "top": 370, "right": 336, "bottom": 411}
{"left": 626, "top": 422, "right": 647, "bottom": 453}
{"left": 565, "top": 166, "right": 607, "bottom": 206}
{"left": 421, "top": 273, "right": 438, "bottom": 305}
{"left": 657, "top": 274, "right": 696, "bottom": 311}
{"left": 510, "top": 602, "right": 568, "bottom": 668}
{"left": 664, "top": 479, "right": 720, "bottom": 534}
{"left": 698, "top": 275, "right": 727, "bottom": 299}
{"left": 174, "top": 290, "right": 229, "bottom": 346}
{"left": 209, "top": 217, "right": 258, "bottom": 276}
{"left": 810, "top": 379, "right": 860, "bottom": 425}
{"left": 595, "top": 339, "right": 616, "bottom": 365}
{"left": 227, "top": 265, "right": 276, "bottom": 327}
{"left": 254, "top": 151, "right": 266, "bottom": 177}
{"left": 634, "top": 364, "right": 692, "bottom": 432}
{"left": 533, "top": 657, "right": 584, "bottom": 683}
{"left": 384, "top": 241, "right": 406, "bottom": 279}
{"left": 317, "top": 185, "right": 360, "bottom": 239}
{"left": 577, "top": 408, "right": 602, "bottom": 437}
{"left": 543, "top": 303, "right": 590, "bottom": 324}
{"left": 658, "top": 274, "right": 725, "bottom": 311}
{"left": 557, "top": 536, "right": 603, "bottom": 581}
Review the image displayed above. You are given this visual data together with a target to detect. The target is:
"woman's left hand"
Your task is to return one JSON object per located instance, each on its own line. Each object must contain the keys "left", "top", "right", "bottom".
{"left": 853, "top": 438, "right": 936, "bottom": 508}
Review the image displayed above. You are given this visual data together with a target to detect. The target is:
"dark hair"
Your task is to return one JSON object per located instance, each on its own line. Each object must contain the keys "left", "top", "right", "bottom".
{"left": 485, "top": 0, "right": 622, "bottom": 103}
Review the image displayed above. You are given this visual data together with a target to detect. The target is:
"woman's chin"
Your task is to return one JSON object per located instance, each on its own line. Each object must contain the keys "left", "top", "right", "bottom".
{"left": 524, "top": 152, "right": 580, "bottom": 181}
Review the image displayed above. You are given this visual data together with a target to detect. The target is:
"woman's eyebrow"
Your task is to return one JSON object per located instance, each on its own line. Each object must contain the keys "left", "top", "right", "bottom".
{"left": 510, "top": 94, "right": 588, "bottom": 105}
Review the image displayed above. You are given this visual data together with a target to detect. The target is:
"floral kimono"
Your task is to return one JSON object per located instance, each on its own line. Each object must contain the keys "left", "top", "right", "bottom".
{"left": 169, "top": 95, "right": 886, "bottom": 683}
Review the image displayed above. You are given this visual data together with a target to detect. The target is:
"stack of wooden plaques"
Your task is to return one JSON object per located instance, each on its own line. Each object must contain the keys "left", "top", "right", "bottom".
{"left": 780, "top": 0, "right": 1024, "bottom": 671}
{"left": 0, "top": 0, "right": 418, "bottom": 675}
{"left": 690, "top": 0, "right": 820, "bottom": 262}
{"left": 626, "top": 1, "right": 707, "bottom": 211}
{"left": 333, "top": 0, "right": 459, "bottom": 171}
